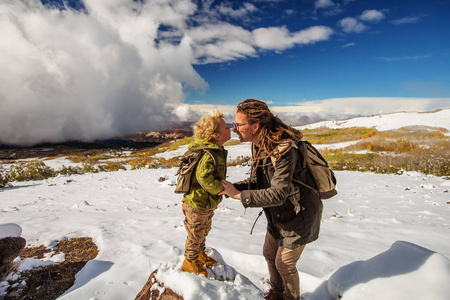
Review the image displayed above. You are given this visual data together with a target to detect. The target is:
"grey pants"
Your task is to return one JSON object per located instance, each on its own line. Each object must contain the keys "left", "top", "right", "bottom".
{"left": 263, "top": 231, "right": 306, "bottom": 300}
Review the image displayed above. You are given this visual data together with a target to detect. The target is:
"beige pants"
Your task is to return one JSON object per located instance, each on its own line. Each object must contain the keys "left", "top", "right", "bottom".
{"left": 182, "top": 202, "right": 214, "bottom": 261}
{"left": 263, "top": 231, "right": 306, "bottom": 300}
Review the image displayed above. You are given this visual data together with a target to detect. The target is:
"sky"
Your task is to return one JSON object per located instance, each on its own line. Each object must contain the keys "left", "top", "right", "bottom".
{"left": 1, "top": 0, "right": 449, "bottom": 145}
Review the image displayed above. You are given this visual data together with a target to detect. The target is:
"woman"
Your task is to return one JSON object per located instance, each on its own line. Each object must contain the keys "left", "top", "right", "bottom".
{"left": 220, "top": 99, "right": 323, "bottom": 300}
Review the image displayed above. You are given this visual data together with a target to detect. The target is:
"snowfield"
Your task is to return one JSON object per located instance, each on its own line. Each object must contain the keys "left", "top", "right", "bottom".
{"left": 1, "top": 156, "right": 449, "bottom": 299}
{"left": 1, "top": 109, "right": 450, "bottom": 299}
{"left": 297, "top": 108, "right": 450, "bottom": 134}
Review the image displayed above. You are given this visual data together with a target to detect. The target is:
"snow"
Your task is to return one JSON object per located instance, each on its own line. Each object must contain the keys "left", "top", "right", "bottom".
{"left": 1, "top": 157, "right": 449, "bottom": 299}
{"left": 0, "top": 223, "right": 22, "bottom": 239}
{"left": 297, "top": 108, "right": 450, "bottom": 134}
{"left": 1, "top": 110, "right": 450, "bottom": 299}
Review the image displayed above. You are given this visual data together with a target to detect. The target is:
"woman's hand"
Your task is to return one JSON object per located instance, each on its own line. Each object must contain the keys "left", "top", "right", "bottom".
{"left": 219, "top": 180, "right": 241, "bottom": 200}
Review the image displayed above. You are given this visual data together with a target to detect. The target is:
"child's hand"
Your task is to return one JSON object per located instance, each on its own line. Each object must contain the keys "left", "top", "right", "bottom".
{"left": 219, "top": 180, "right": 241, "bottom": 200}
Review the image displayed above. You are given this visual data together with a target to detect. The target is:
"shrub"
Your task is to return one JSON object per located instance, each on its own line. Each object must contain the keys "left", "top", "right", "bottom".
{"left": 81, "top": 163, "right": 100, "bottom": 174}
{"left": 227, "top": 156, "right": 251, "bottom": 167}
{"left": 99, "top": 162, "right": 127, "bottom": 172}
{"left": 0, "top": 166, "right": 11, "bottom": 188}
{"left": 9, "top": 160, "right": 56, "bottom": 181}
{"left": 58, "top": 165, "right": 82, "bottom": 176}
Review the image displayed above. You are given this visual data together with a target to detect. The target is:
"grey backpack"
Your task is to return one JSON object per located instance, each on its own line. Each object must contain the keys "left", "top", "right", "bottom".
{"left": 174, "top": 149, "right": 218, "bottom": 194}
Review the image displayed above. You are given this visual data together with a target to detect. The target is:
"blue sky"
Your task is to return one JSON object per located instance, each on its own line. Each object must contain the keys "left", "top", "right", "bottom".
{"left": 1, "top": 0, "right": 449, "bottom": 145}
{"left": 183, "top": 0, "right": 450, "bottom": 105}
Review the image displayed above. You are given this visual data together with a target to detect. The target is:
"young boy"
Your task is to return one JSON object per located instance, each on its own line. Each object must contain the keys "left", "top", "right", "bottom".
{"left": 181, "top": 109, "right": 231, "bottom": 276}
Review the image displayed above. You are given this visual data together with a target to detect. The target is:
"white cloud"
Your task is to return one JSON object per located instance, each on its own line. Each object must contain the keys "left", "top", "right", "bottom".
{"left": 172, "top": 105, "right": 200, "bottom": 122}
{"left": 315, "top": 0, "right": 335, "bottom": 10}
{"left": 0, "top": 0, "right": 205, "bottom": 146}
{"left": 252, "top": 26, "right": 333, "bottom": 51}
{"left": 218, "top": 2, "right": 258, "bottom": 19}
{"left": 342, "top": 42, "right": 355, "bottom": 48}
{"left": 314, "top": 0, "right": 343, "bottom": 16}
{"left": 378, "top": 55, "right": 431, "bottom": 62}
{"left": 184, "top": 98, "right": 450, "bottom": 125}
{"left": 360, "top": 9, "right": 385, "bottom": 22}
{"left": 0, "top": 0, "right": 335, "bottom": 145}
{"left": 338, "top": 17, "right": 367, "bottom": 33}
{"left": 392, "top": 16, "right": 421, "bottom": 25}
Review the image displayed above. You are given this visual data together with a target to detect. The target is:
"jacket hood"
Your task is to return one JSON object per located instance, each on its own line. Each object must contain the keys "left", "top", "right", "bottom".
{"left": 188, "top": 139, "right": 222, "bottom": 152}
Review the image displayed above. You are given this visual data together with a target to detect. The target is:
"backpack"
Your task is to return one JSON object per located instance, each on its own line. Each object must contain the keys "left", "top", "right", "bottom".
{"left": 270, "top": 141, "right": 337, "bottom": 199}
{"left": 174, "top": 149, "right": 218, "bottom": 194}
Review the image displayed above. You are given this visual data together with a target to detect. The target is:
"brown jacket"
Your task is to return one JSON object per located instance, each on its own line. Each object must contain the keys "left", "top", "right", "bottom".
{"left": 234, "top": 141, "right": 323, "bottom": 248}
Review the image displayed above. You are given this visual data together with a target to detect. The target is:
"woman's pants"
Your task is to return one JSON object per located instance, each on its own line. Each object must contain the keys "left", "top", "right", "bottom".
{"left": 263, "top": 231, "right": 306, "bottom": 300}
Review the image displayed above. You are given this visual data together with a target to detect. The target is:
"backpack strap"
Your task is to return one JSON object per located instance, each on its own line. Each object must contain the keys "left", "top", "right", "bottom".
{"left": 269, "top": 140, "right": 297, "bottom": 168}
{"left": 203, "top": 149, "right": 219, "bottom": 174}
{"left": 292, "top": 141, "right": 318, "bottom": 192}
{"left": 186, "top": 149, "right": 219, "bottom": 190}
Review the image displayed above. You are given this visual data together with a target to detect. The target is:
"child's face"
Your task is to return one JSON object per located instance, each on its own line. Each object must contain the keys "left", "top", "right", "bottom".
{"left": 213, "top": 118, "right": 231, "bottom": 146}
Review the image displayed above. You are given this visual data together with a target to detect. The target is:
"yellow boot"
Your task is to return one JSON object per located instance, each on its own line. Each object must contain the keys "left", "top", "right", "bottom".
{"left": 181, "top": 258, "right": 208, "bottom": 277}
{"left": 198, "top": 250, "right": 218, "bottom": 267}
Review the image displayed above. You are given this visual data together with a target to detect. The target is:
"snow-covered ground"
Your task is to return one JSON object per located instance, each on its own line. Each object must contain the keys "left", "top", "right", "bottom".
{"left": 297, "top": 108, "right": 450, "bottom": 134}
{"left": 1, "top": 109, "right": 450, "bottom": 300}
{"left": 1, "top": 149, "right": 449, "bottom": 299}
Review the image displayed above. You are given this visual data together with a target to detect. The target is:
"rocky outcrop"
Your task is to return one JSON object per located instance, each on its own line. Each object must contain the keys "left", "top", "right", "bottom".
{"left": 0, "top": 236, "right": 26, "bottom": 278}
{"left": 135, "top": 269, "right": 183, "bottom": 300}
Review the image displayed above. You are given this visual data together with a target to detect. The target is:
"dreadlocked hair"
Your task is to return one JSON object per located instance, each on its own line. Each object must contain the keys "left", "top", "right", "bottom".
{"left": 237, "top": 99, "right": 303, "bottom": 165}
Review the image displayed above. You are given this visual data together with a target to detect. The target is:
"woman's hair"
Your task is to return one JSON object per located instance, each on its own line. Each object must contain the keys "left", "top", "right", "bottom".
{"left": 237, "top": 98, "right": 303, "bottom": 157}
{"left": 193, "top": 109, "right": 224, "bottom": 141}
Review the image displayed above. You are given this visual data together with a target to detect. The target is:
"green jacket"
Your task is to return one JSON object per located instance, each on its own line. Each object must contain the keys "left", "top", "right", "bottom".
{"left": 234, "top": 141, "right": 323, "bottom": 248}
{"left": 182, "top": 139, "right": 228, "bottom": 210}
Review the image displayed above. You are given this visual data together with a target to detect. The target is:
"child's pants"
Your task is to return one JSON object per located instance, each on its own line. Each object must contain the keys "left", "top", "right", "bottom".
{"left": 182, "top": 202, "right": 214, "bottom": 261}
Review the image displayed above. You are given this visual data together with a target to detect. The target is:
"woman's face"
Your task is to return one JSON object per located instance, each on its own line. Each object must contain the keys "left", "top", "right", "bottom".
{"left": 234, "top": 112, "right": 259, "bottom": 143}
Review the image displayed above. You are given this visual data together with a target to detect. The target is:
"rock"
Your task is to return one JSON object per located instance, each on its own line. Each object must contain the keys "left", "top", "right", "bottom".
{"left": 0, "top": 236, "right": 26, "bottom": 277}
{"left": 135, "top": 269, "right": 183, "bottom": 300}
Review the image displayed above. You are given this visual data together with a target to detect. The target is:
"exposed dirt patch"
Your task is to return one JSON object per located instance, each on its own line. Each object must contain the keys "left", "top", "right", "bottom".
{"left": 1, "top": 237, "right": 98, "bottom": 300}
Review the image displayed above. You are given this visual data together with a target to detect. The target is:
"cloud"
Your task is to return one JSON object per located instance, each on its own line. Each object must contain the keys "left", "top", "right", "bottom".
{"left": 0, "top": 0, "right": 333, "bottom": 146}
{"left": 178, "top": 98, "right": 450, "bottom": 126}
{"left": 314, "top": 0, "right": 344, "bottom": 16}
{"left": 315, "top": 0, "right": 336, "bottom": 10}
{"left": 338, "top": 9, "right": 385, "bottom": 34}
{"left": 392, "top": 16, "right": 421, "bottom": 25}
{"left": 378, "top": 55, "right": 431, "bottom": 62}
{"left": 288, "top": 97, "right": 448, "bottom": 116}
{"left": 172, "top": 105, "right": 200, "bottom": 122}
{"left": 218, "top": 2, "right": 258, "bottom": 19}
{"left": 338, "top": 17, "right": 367, "bottom": 33}
{"left": 360, "top": 9, "right": 385, "bottom": 22}
{"left": 252, "top": 26, "right": 333, "bottom": 51}
{"left": 342, "top": 42, "right": 355, "bottom": 48}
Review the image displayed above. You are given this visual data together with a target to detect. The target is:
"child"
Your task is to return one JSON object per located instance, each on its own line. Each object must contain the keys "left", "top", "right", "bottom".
{"left": 181, "top": 109, "right": 231, "bottom": 276}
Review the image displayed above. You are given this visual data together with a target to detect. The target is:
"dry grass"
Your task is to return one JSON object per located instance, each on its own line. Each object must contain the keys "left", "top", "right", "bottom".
{"left": 302, "top": 127, "right": 377, "bottom": 144}
{"left": 1, "top": 126, "right": 449, "bottom": 187}
{"left": 321, "top": 126, "right": 450, "bottom": 176}
{"left": 2, "top": 237, "right": 99, "bottom": 300}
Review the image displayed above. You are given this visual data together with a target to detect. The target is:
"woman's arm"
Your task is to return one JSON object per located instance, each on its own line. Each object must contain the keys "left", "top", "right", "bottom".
{"left": 240, "top": 148, "right": 298, "bottom": 208}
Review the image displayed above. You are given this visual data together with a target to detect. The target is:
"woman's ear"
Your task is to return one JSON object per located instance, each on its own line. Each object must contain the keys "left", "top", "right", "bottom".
{"left": 252, "top": 123, "right": 260, "bottom": 134}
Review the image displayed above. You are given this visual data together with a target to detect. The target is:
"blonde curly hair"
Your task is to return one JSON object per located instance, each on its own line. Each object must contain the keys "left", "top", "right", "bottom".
{"left": 193, "top": 109, "right": 224, "bottom": 141}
